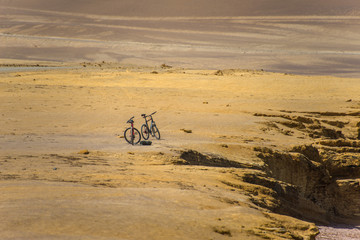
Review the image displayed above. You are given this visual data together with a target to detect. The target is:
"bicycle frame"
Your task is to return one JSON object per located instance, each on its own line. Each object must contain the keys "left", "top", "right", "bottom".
{"left": 143, "top": 115, "right": 154, "bottom": 134}
{"left": 130, "top": 121, "right": 135, "bottom": 138}
{"left": 140, "top": 111, "right": 160, "bottom": 140}
{"left": 125, "top": 116, "right": 141, "bottom": 145}
{"left": 127, "top": 117, "right": 135, "bottom": 134}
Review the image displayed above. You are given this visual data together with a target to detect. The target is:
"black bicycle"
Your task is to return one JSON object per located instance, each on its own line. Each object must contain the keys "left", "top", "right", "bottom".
{"left": 124, "top": 116, "right": 141, "bottom": 145}
{"left": 141, "top": 111, "right": 160, "bottom": 140}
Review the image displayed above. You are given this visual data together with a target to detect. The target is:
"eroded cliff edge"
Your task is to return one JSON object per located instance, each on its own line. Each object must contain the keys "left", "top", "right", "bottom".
{"left": 177, "top": 109, "right": 360, "bottom": 239}
{"left": 251, "top": 110, "right": 360, "bottom": 224}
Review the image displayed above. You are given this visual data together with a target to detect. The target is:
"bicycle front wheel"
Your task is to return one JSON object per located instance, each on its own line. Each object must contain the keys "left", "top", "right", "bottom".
{"left": 141, "top": 124, "right": 150, "bottom": 140}
{"left": 152, "top": 125, "right": 160, "bottom": 140}
{"left": 124, "top": 127, "right": 141, "bottom": 145}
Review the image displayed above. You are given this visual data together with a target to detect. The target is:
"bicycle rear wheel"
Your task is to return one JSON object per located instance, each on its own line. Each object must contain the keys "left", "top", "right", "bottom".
{"left": 124, "top": 127, "right": 141, "bottom": 145}
{"left": 152, "top": 125, "right": 160, "bottom": 140}
{"left": 141, "top": 124, "right": 150, "bottom": 140}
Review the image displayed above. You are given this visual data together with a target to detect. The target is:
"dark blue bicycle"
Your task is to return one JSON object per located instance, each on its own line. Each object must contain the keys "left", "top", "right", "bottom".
{"left": 141, "top": 111, "right": 160, "bottom": 140}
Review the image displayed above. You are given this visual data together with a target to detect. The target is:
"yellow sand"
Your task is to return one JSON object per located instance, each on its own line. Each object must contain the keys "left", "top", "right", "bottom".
{"left": 1, "top": 63, "right": 358, "bottom": 239}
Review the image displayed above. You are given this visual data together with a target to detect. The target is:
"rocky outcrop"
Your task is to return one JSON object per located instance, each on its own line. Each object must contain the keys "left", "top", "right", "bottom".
{"left": 253, "top": 144, "right": 360, "bottom": 222}
{"left": 290, "top": 145, "right": 321, "bottom": 163}
{"left": 177, "top": 150, "right": 261, "bottom": 169}
{"left": 178, "top": 145, "right": 358, "bottom": 223}
{"left": 255, "top": 112, "right": 347, "bottom": 139}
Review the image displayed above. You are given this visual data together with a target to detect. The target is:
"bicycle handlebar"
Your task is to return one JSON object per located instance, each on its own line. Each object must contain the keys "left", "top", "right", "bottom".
{"left": 141, "top": 112, "right": 157, "bottom": 118}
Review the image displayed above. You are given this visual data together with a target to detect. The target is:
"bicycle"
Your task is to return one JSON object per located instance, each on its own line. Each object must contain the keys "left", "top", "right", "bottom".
{"left": 124, "top": 116, "right": 141, "bottom": 145}
{"left": 141, "top": 111, "right": 161, "bottom": 140}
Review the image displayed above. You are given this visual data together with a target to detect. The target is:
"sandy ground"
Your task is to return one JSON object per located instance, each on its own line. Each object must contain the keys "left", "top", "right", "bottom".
{"left": 1, "top": 1, "right": 360, "bottom": 239}
{"left": 317, "top": 225, "right": 360, "bottom": 240}
{"left": 0, "top": 2, "right": 360, "bottom": 77}
{"left": 0, "top": 63, "right": 360, "bottom": 239}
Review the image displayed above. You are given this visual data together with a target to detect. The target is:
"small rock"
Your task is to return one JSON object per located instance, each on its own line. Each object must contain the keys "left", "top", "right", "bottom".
{"left": 160, "top": 63, "right": 172, "bottom": 69}
{"left": 214, "top": 70, "right": 224, "bottom": 76}
{"left": 78, "top": 149, "right": 90, "bottom": 155}
{"left": 180, "top": 129, "right": 192, "bottom": 133}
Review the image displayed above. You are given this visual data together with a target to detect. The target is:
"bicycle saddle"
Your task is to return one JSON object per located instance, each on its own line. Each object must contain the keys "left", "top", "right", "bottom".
{"left": 127, "top": 116, "right": 134, "bottom": 123}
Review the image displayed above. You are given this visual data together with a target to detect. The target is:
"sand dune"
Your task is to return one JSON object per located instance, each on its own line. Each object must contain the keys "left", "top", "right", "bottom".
{"left": 1, "top": 0, "right": 360, "bottom": 16}
{"left": 1, "top": 1, "right": 360, "bottom": 76}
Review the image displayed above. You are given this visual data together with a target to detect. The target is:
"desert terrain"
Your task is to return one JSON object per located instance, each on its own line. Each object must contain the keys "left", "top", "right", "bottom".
{"left": 1, "top": 0, "right": 360, "bottom": 77}
{"left": 0, "top": 63, "right": 360, "bottom": 239}
{"left": 1, "top": 0, "right": 360, "bottom": 239}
